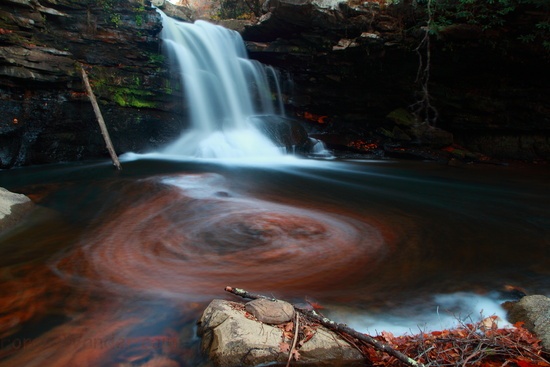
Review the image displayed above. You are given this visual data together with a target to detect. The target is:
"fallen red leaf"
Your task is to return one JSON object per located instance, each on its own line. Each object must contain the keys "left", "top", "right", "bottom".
{"left": 279, "top": 341, "right": 290, "bottom": 353}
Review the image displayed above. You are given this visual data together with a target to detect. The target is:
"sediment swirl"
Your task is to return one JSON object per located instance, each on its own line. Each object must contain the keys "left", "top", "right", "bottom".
{"left": 54, "top": 173, "right": 388, "bottom": 300}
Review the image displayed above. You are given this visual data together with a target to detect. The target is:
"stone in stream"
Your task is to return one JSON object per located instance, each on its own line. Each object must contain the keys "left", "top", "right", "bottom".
{"left": 140, "top": 356, "right": 180, "bottom": 367}
{"left": 197, "top": 299, "right": 364, "bottom": 367}
{"left": 244, "top": 298, "right": 295, "bottom": 324}
{"left": 507, "top": 295, "right": 550, "bottom": 351}
{"left": 0, "top": 187, "right": 34, "bottom": 232}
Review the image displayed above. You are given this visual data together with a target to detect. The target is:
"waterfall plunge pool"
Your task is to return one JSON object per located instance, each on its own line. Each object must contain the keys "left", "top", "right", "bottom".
{"left": 0, "top": 157, "right": 548, "bottom": 366}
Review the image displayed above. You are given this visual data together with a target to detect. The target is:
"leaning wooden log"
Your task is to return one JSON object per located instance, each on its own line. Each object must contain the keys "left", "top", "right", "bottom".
{"left": 225, "top": 286, "right": 425, "bottom": 367}
{"left": 79, "top": 64, "right": 122, "bottom": 170}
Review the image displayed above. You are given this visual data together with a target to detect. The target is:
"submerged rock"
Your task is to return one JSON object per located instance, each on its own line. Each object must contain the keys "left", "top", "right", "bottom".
{"left": 197, "top": 299, "right": 364, "bottom": 367}
{"left": 248, "top": 115, "right": 312, "bottom": 153}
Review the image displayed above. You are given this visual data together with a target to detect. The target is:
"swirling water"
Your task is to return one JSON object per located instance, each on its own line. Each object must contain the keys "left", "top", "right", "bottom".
{"left": 0, "top": 158, "right": 549, "bottom": 366}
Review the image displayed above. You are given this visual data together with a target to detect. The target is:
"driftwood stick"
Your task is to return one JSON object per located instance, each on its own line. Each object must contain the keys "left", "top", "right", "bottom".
{"left": 299, "top": 308, "right": 425, "bottom": 367}
{"left": 225, "top": 286, "right": 425, "bottom": 367}
{"left": 79, "top": 64, "right": 122, "bottom": 170}
{"left": 224, "top": 286, "right": 276, "bottom": 301}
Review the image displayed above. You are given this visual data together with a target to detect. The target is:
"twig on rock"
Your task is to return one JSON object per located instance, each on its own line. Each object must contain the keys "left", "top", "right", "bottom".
{"left": 224, "top": 286, "right": 276, "bottom": 301}
{"left": 225, "top": 286, "right": 425, "bottom": 367}
{"left": 286, "top": 311, "right": 300, "bottom": 367}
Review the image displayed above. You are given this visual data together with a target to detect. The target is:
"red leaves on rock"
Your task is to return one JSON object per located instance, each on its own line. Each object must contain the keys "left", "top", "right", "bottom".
{"left": 302, "top": 111, "right": 328, "bottom": 124}
{"left": 278, "top": 320, "right": 294, "bottom": 341}
{"left": 278, "top": 316, "right": 317, "bottom": 362}
{"left": 299, "top": 325, "right": 315, "bottom": 346}
{"left": 347, "top": 140, "right": 379, "bottom": 152}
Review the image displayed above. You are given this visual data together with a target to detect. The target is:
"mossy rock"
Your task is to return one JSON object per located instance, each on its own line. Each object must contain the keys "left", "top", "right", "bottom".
{"left": 386, "top": 108, "right": 417, "bottom": 127}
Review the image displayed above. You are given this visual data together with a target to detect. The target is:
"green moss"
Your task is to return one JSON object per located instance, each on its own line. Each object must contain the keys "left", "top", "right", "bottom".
{"left": 147, "top": 52, "right": 165, "bottom": 66}
{"left": 387, "top": 108, "right": 417, "bottom": 127}
{"left": 133, "top": 4, "right": 146, "bottom": 26}
{"left": 429, "top": 0, "right": 550, "bottom": 53}
{"left": 163, "top": 79, "right": 173, "bottom": 95}
{"left": 87, "top": 66, "right": 163, "bottom": 108}
{"left": 112, "top": 87, "right": 157, "bottom": 108}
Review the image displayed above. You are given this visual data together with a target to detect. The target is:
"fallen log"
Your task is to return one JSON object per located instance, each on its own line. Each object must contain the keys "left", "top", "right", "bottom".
{"left": 79, "top": 64, "right": 122, "bottom": 170}
{"left": 225, "top": 286, "right": 425, "bottom": 367}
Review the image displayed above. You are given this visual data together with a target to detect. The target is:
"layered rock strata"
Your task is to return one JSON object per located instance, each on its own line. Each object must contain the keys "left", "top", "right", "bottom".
{"left": 0, "top": 0, "right": 183, "bottom": 168}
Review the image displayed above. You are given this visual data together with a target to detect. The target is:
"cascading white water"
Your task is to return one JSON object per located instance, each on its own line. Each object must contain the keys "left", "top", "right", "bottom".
{"left": 158, "top": 11, "right": 285, "bottom": 158}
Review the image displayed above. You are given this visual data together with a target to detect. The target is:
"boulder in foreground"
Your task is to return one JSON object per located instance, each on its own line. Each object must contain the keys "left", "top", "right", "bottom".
{"left": 197, "top": 299, "right": 364, "bottom": 367}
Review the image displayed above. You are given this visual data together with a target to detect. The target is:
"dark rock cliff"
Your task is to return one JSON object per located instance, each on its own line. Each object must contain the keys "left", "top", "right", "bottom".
{"left": 0, "top": 0, "right": 183, "bottom": 168}
{"left": 242, "top": 0, "right": 550, "bottom": 162}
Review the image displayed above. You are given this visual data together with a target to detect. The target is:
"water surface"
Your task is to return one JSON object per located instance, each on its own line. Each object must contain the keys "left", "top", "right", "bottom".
{"left": 0, "top": 158, "right": 548, "bottom": 365}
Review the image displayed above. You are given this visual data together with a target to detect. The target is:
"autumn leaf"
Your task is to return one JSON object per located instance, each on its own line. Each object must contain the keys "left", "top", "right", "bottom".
{"left": 291, "top": 349, "right": 301, "bottom": 361}
{"left": 305, "top": 297, "right": 325, "bottom": 310}
{"left": 515, "top": 360, "right": 542, "bottom": 367}
{"left": 283, "top": 330, "right": 294, "bottom": 340}
{"left": 302, "top": 325, "right": 315, "bottom": 338}
{"left": 277, "top": 321, "right": 295, "bottom": 345}
{"left": 279, "top": 341, "right": 290, "bottom": 353}
{"left": 380, "top": 331, "right": 395, "bottom": 344}
{"left": 480, "top": 361, "right": 504, "bottom": 367}
{"left": 283, "top": 322, "right": 294, "bottom": 332}
{"left": 480, "top": 315, "right": 499, "bottom": 330}
{"left": 298, "top": 326, "right": 315, "bottom": 347}
{"left": 514, "top": 356, "right": 550, "bottom": 367}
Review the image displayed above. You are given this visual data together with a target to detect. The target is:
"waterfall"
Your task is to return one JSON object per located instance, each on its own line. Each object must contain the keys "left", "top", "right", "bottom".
{"left": 158, "top": 12, "right": 285, "bottom": 158}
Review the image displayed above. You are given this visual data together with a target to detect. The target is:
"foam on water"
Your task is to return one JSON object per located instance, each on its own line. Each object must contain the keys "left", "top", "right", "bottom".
{"left": 329, "top": 292, "right": 512, "bottom": 336}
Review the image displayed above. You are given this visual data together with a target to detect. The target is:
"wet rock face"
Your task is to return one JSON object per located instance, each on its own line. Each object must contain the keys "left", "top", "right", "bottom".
{"left": 243, "top": 0, "right": 550, "bottom": 161}
{"left": 248, "top": 115, "right": 312, "bottom": 153}
{"left": 0, "top": 86, "right": 184, "bottom": 167}
{"left": 0, "top": 0, "right": 185, "bottom": 168}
